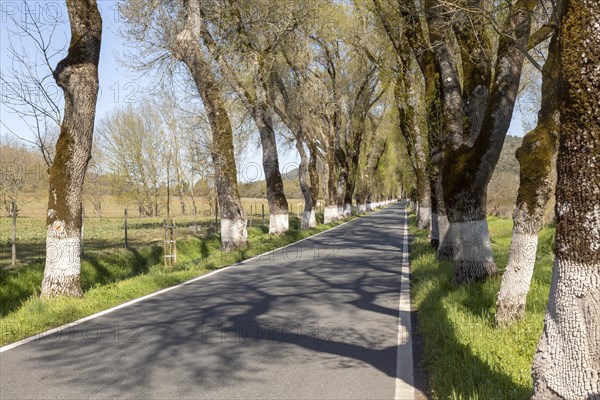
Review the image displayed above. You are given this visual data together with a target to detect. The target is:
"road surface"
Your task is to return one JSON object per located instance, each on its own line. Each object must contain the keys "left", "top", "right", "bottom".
{"left": 1, "top": 201, "right": 424, "bottom": 399}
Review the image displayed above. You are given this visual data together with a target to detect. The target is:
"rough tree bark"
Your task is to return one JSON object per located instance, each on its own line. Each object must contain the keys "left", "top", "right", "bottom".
{"left": 41, "top": 0, "right": 102, "bottom": 298}
{"left": 532, "top": 0, "right": 600, "bottom": 397}
{"left": 439, "top": 0, "right": 536, "bottom": 283}
{"left": 173, "top": 0, "right": 247, "bottom": 251}
{"left": 496, "top": 31, "right": 560, "bottom": 327}
{"left": 425, "top": 5, "right": 458, "bottom": 260}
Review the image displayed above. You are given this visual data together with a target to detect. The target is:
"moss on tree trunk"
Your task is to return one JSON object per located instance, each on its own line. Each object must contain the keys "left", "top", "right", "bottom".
{"left": 532, "top": 0, "right": 600, "bottom": 397}
{"left": 496, "top": 30, "right": 560, "bottom": 328}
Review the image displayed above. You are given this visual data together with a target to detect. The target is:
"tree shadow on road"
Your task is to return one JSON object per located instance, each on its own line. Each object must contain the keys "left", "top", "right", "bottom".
{"left": 8, "top": 204, "right": 430, "bottom": 398}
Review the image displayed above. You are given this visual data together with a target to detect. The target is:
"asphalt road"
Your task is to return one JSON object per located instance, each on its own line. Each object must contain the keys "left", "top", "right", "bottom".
{"left": 0, "top": 201, "right": 423, "bottom": 399}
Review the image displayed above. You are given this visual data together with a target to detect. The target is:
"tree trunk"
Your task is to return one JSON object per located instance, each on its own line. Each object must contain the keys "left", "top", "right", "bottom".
{"left": 433, "top": 161, "right": 452, "bottom": 258}
{"left": 324, "top": 122, "right": 339, "bottom": 224}
{"left": 532, "top": 1, "right": 600, "bottom": 397}
{"left": 417, "top": 166, "right": 432, "bottom": 230}
{"left": 296, "top": 138, "right": 315, "bottom": 230}
{"left": 425, "top": 63, "right": 443, "bottom": 249}
{"left": 496, "top": 31, "right": 560, "bottom": 328}
{"left": 41, "top": 0, "right": 102, "bottom": 298}
{"left": 256, "top": 113, "right": 289, "bottom": 234}
{"left": 335, "top": 163, "right": 347, "bottom": 218}
{"left": 308, "top": 141, "right": 319, "bottom": 227}
{"left": 173, "top": 1, "right": 246, "bottom": 251}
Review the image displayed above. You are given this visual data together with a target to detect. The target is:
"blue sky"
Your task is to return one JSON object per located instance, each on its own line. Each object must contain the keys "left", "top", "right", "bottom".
{"left": 0, "top": 0, "right": 301, "bottom": 181}
{"left": 0, "top": 1, "right": 147, "bottom": 138}
{"left": 1, "top": 0, "right": 525, "bottom": 179}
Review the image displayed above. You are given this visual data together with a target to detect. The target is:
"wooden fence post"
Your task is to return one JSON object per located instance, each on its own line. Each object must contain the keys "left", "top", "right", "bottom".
{"left": 11, "top": 201, "right": 17, "bottom": 267}
{"left": 193, "top": 206, "right": 198, "bottom": 234}
{"left": 124, "top": 208, "right": 128, "bottom": 249}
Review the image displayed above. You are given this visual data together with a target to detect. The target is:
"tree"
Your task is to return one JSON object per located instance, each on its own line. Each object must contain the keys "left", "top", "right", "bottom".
{"left": 531, "top": 0, "right": 600, "bottom": 397}
{"left": 171, "top": 0, "right": 247, "bottom": 250}
{"left": 197, "top": 0, "right": 298, "bottom": 234}
{"left": 299, "top": 2, "right": 385, "bottom": 222}
{"left": 268, "top": 26, "right": 325, "bottom": 229}
{"left": 496, "top": 17, "right": 560, "bottom": 327}
{"left": 41, "top": 0, "right": 102, "bottom": 298}
{"left": 99, "top": 103, "right": 165, "bottom": 216}
{"left": 120, "top": 0, "right": 249, "bottom": 249}
{"left": 294, "top": 136, "right": 317, "bottom": 228}
{"left": 428, "top": 0, "right": 541, "bottom": 283}
{"left": 309, "top": 33, "right": 347, "bottom": 223}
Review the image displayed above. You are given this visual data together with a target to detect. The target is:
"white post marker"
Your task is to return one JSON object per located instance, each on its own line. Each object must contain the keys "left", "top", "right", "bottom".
{"left": 395, "top": 204, "right": 415, "bottom": 400}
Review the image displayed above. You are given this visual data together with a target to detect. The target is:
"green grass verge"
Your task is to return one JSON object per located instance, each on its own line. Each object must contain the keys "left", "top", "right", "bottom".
{"left": 409, "top": 214, "right": 555, "bottom": 400}
{"left": 0, "top": 212, "right": 352, "bottom": 346}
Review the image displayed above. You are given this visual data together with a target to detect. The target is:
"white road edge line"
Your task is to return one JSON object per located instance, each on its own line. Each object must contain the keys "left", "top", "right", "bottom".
{"left": 0, "top": 207, "right": 391, "bottom": 354}
{"left": 395, "top": 203, "right": 415, "bottom": 400}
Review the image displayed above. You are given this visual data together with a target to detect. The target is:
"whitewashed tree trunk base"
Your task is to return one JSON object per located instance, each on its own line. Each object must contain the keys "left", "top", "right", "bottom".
{"left": 532, "top": 259, "right": 600, "bottom": 400}
{"left": 337, "top": 206, "right": 344, "bottom": 219}
{"left": 418, "top": 206, "right": 431, "bottom": 229}
{"left": 452, "top": 220, "right": 498, "bottom": 284}
{"left": 496, "top": 232, "right": 539, "bottom": 327}
{"left": 437, "top": 214, "right": 453, "bottom": 260}
{"left": 301, "top": 210, "right": 317, "bottom": 229}
{"left": 221, "top": 218, "right": 248, "bottom": 251}
{"left": 358, "top": 204, "right": 367, "bottom": 214}
{"left": 41, "top": 237, "right": 83, "bottom": 298}
{"left": 324, "top": 206, "right": 338, "bottom": 224}
{"left": 343, "top": 203, "right": 352, "bottom": 217}
{"left": 269, "top": 213, "right": 289, "bottom": 235}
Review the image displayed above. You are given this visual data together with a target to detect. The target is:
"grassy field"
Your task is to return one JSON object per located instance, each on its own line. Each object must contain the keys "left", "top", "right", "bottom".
{"left": 409, "top": 214, "right": 555, "bottom": 399}
{"left": 0, "top": 196, "right": 311, "bottom": 269}
{"left": 0, "top": 208, "right": 353, "bottom": 346}
{"left": 8, "top": 195, "right": 312, "bottom": 219}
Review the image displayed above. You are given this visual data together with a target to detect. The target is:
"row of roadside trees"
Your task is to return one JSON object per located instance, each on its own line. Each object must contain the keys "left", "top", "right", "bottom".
{"left": 2, "top": 0, "right": 598, "bottom": 397}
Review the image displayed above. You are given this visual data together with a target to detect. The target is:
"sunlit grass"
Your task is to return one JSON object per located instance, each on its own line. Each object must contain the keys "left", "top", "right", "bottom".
{"left": 0, "top": 211, "right": 352, "bottom": 346}
{"left": 410, "top": 214, "right": 555, "bottom": 399}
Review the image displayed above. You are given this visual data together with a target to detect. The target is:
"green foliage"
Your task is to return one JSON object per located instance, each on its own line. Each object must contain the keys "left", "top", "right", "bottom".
{"left": 410, "top": 214, "right": 555, "bottom": 399}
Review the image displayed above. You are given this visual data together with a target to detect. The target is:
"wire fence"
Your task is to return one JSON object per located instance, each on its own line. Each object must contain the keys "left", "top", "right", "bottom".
{"left": 0, "top": 197, "right": 327, "bottom": 269}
